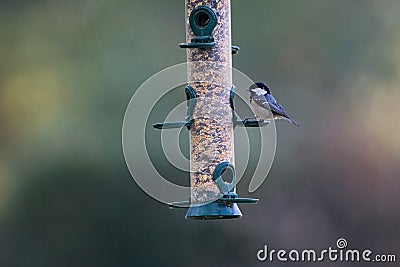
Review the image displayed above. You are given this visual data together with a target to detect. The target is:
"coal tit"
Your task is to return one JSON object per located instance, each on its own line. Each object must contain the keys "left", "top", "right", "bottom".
{"left": 246, "top": 82, "right": 300, "bottom": 127}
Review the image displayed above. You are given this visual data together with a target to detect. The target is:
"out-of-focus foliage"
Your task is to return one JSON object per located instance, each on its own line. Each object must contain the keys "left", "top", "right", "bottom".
{"left": 0, "top": 0, "right": 399, "bottom": 266}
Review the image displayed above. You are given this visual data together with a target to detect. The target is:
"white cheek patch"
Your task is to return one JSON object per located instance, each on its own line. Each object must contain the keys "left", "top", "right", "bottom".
{"left": 251, "top": 88, "right": 267, "bottom": 96}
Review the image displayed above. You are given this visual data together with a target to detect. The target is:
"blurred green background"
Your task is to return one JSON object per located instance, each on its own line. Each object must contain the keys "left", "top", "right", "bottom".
{"left": 1, "top": 0, "right": 399, "bottom": 266}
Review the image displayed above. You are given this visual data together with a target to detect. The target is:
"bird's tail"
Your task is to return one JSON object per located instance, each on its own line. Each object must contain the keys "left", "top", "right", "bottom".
{"left": 287, "top": 118, "right": 300, "bottom": 127}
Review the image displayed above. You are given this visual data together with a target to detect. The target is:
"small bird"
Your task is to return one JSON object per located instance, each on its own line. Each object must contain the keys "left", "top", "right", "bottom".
{"left": 246, "top": 82, "right": 300, "bottom": 127}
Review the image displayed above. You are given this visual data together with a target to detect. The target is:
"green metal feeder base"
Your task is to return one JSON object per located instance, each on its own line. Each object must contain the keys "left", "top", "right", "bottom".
{"left": 185, "top": 202, "right": 242, "bottom": 220}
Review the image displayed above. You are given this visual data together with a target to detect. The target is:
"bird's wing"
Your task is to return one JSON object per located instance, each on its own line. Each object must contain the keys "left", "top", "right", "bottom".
{"left": 265, "top": 94, "right": 290, "bottom": 118}
{"left": 266, "top": 94, "right": 300, "bottom": 126}
{"left": 252, "top": 94, "right": 272, "bottom": 110}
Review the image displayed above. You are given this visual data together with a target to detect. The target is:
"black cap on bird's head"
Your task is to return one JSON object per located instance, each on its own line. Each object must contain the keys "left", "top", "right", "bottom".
{"left": 247, "top": 82, "right": 271, "bottom": 95}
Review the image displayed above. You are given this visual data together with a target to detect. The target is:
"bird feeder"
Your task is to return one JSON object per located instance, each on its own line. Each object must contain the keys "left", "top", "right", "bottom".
{"left": 154, "top": 0, "right": 267, "bottom": 219}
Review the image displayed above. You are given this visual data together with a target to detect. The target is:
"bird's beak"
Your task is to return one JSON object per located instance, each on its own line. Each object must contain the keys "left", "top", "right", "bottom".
{"left": 245, "top": 88, "right": 250, "bottom": 92}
